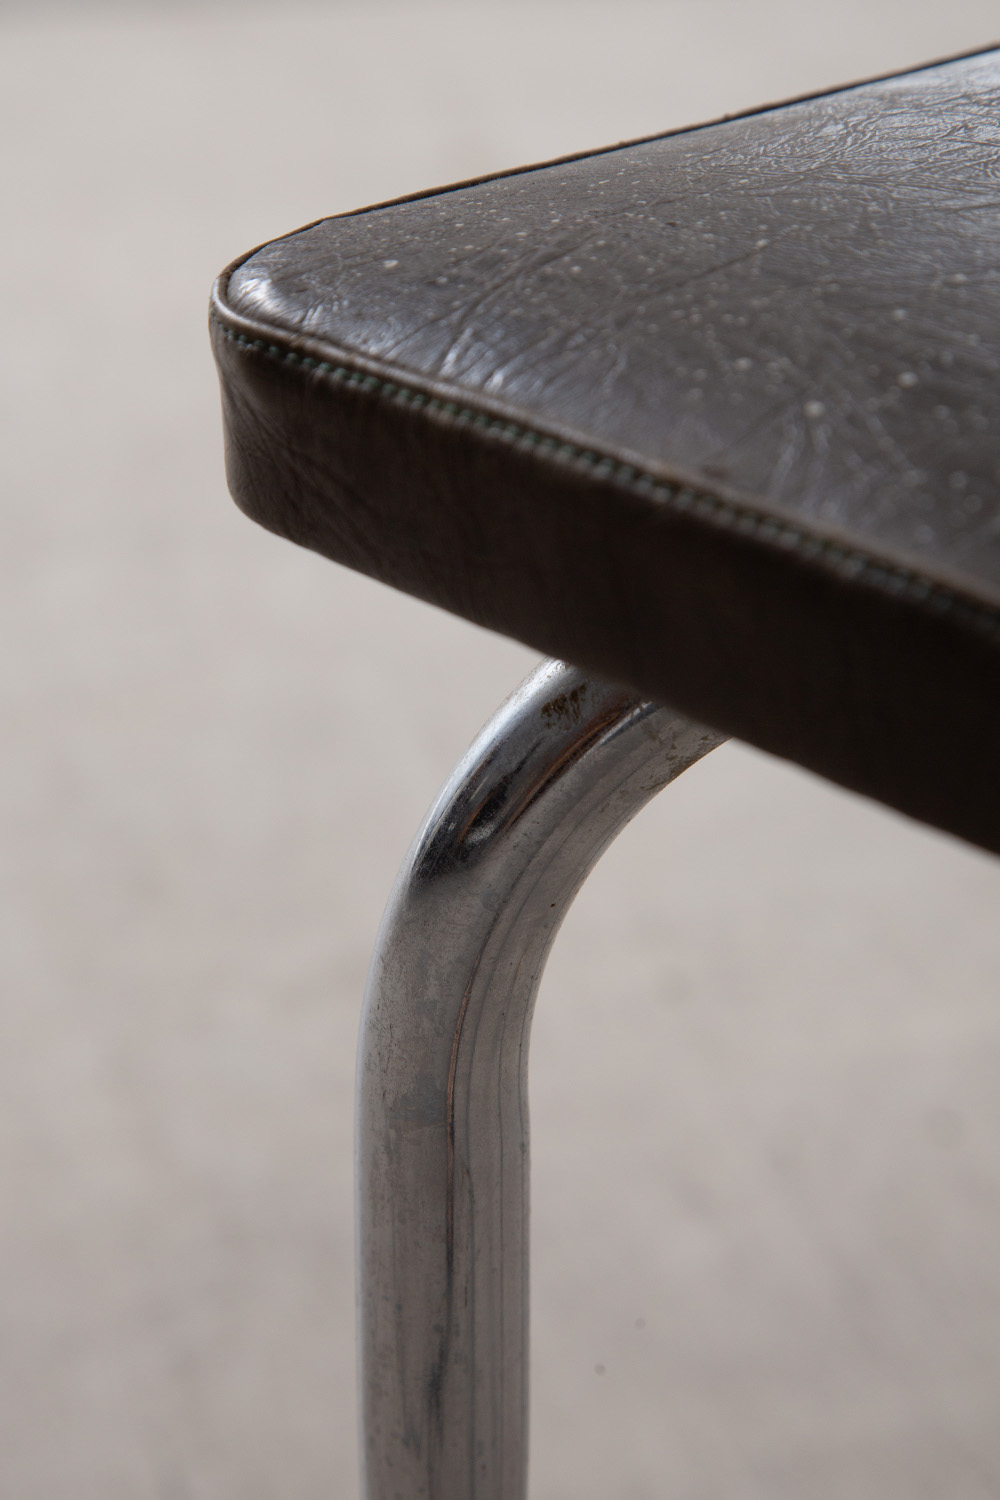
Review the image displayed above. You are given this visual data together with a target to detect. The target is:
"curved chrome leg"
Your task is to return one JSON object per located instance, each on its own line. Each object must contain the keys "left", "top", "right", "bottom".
{"left": 358, "top": 660, "right": 726, "bottom": 1500}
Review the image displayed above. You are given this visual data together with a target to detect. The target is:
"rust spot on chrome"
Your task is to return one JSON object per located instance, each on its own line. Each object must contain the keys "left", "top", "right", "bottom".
{"left": 540, "top": 683, "right": 588, "bottom": 727}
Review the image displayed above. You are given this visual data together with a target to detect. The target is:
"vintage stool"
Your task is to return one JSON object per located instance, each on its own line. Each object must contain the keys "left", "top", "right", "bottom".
{"left": 211, "top": 46, "right": 1000, "bottom": 1499}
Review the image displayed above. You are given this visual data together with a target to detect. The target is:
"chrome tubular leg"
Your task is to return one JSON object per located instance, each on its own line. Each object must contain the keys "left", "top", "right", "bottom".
{"left": 357, "top": 659, "right": 726, "bottom": 1500}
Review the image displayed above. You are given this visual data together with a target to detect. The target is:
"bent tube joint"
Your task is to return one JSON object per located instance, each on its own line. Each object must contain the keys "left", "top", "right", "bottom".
{"left": 357, "top": 659, "right": 725, "bottom": 1499}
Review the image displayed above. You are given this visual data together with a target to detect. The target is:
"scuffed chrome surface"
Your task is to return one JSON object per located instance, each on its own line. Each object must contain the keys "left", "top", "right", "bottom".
{"left": 357, "top": 660, "right": 725, "bottom": 1499}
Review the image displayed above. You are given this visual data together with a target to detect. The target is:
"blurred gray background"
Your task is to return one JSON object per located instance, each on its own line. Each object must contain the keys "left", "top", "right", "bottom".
{"left": 3, "top": 2, "right": 1000, "bottom": 1496}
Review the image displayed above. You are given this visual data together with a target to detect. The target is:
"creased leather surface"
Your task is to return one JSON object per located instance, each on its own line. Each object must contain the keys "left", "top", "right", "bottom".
{"left": 211, "top": 49, "right": 1000, "bottom": 853}
{"left": 228, "top": 50, "right": 1000, "bottom": 600}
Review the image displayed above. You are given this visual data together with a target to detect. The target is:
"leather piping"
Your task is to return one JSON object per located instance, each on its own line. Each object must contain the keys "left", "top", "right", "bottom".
{"left": 209, "top": 295, "right": 1000, "bottom": 647}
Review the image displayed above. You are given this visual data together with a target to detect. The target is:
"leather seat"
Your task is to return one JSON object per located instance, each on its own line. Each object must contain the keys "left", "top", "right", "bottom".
{"left": 211, "top": 46, "right": 1000, "bottom": 854}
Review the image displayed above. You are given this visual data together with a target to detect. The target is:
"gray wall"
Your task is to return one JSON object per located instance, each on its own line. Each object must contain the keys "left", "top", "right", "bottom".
{"left": 3, "top": 4, "right": 1000, "bottom": 1497}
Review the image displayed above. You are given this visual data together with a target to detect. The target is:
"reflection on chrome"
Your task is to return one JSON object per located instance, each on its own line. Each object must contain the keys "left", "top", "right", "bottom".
{"left": 358, "top": 658, "right": 725, "bottom": 1500}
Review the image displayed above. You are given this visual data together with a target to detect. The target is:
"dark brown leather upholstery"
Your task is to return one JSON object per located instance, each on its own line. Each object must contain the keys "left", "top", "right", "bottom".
{"left": 211, "top": 48, "right": 1000, "bottom": 854}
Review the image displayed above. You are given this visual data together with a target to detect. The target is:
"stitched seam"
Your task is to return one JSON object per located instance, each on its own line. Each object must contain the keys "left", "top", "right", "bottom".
{"left": 212, "top": 313, "right": 1000, "bottom": 644}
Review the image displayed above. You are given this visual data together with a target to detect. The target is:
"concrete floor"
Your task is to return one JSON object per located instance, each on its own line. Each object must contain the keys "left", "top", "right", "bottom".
{"left": 3, "top": 2, "right": 1000, "bottom": 1495}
